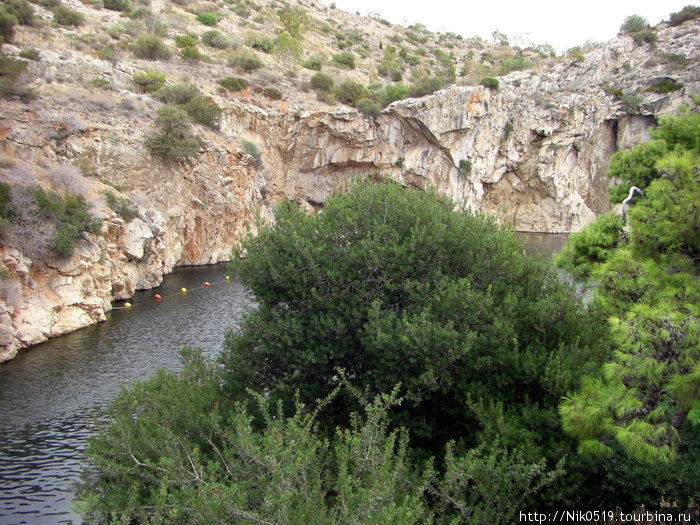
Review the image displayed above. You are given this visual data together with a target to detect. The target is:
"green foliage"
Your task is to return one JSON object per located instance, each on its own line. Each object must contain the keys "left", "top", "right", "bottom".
{"left": 218, "top": 75, "right": 249, "bottom": 91}
{"left": 310, "top": 71, "right": 333, "bottom": 92}
{"left": 274, "top": 30, "right": 301, "bottom": 62}
{"left": 200, "top": 29, "right": 229, "bottom": 49}
{"left": 228, "top": 49, "right": 262, "bottom": 72}
{"left": 620, "top": 14, "right": 649, "bottom": 33}
{"left": 174, "top": 34, "right": 197, "bottom": 48}
{"left": 648, "top": 79, "right": 684, "bottom": 94}
{"left": 606, "top": 139, "right": 667, "bottom": 202}
{"left": 102, "top": 0, "right": 130, "bottom": 11}
{"left": 155, "top": 82, "right": 200, "bottom": 104}
{"left": 3, "top": 0, "right": 33, "bottom": 24}
{"left": 331, "top": 51, "right": 355, "bottom": 69}
{"left": 480, "top": 76, "right": 499, "bottom": 89}
{"left": 301, "top": 55, "right": 322, "bottom": 70}
{"left": 355, "top": 97, "right": 380, "bottom": 118}
{"left": 0, "top": 51, "right": 28, "bottom": 98}
{"left": 567, "top": 46, "right": 584, "bottom": 62}
{"left": 245, "top": 33, "right": 275, "bottom": 53}
{"left": 333, "top": 78, "right": 367, "bottom": 105}
{"left": 79, "top": 351, "right": 432, "bottom": 523}
{"left": 182, "top": 96, "right": 221, "bottom": 129}
{"left": 381, "top": 82, "right": 407, "bottom": 105}
{"left": 0, "top": 7, "right": 18, "bottom": 44}
{"left": 52, "top": 5, "right": 83, "bottom": 26}
{"left": 27, "top": 187, "right": 100, "bottom": 256}
{"left": 241, "top": 139, "right": 260, "bottom": 160}
{"left": 145, "top": 104, "right": 199, "bottom": 162}
{"left": 104, "top": 191, "right": 138, "bottom": 221}
{"left": 407, "top": 75, "right": 442, "bottom": 97}
{"left": 179, "top": 45, "right": 202, "bottom": 62}
{"left": 458, "top": 159, "right": 472, "bottom": 176}
{"left": 277, "top": 6, "right": 309, "bottom": 39}
{"left": 195, "top": 11, "right": 217, "bottom": 26}
{"left": 132, "top": 70, "right": 165, "bottom": 93}
{"left": 223, "top": 180, "right": 607, "bottom": 465}
{"left": 669, "top": 5, "right": 700, "bottom": 25}
{"left": 262, "top": 86, "right": 282, "bottom": 100}
{"left": 132, "top": 34, "right": 172, "bottom": 60}
{"left": 553, "top": 212, "right": 626, "bottom": 280}
{"left": 631, "top": 29, "right": 657, "bottom": 45}
{"left": 18, "top": 47, "right": 39, "bottom": 60}
{"left": 556, "top": 110, "right": 700, "bottom": 465}
{"left": 621, "top": 93, "right": 642, "bottom": 112}
{"left": 499, "top": 56, "right": 533, "bottom": 75}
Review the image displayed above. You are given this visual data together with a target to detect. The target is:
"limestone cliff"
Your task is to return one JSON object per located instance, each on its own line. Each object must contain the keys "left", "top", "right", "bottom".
{"left": 0, "top": 20, "right": 698, "bottom": 361}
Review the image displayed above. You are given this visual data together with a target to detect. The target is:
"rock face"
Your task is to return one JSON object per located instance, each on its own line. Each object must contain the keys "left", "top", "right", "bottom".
{"left": 0, "top": 21, "right": 698, "bottom": 360}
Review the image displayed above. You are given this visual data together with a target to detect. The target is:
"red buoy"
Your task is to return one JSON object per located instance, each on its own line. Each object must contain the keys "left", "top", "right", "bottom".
{"left": 203, "top": 281, "right": 211, "bottom": 287}
{"left": 154, "top": 294, "right": 162, "bottom": 301}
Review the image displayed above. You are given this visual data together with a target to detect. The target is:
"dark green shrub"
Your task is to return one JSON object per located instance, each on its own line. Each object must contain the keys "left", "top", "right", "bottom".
{"left": 174, "top": 34, "right": 197, "bottom": 48}
{"left": 228, "top": 49, "right": 262, "bottom": 72}
{"left": 201, "top": 29, "right": 229, "bottom": 49}
{"left": 219, "top": 76, "right": 249, "bottom": 91}
{"left": 648, "top": 79, "right": 684, "bottom": 93}
{"left": 381, "top": 82, "right": 407, "bottom": 105}
{"left": 0, "top": 7, "right": 18, "bottom": 44}
{"left": 331, "top": 51, "right": 355, "bottom": 69}
{"left": 104, "top": 191, "right": 138, "bottom": 221}
{"left": 196, "top": 12, "right": 217, "bottom": 26}
{"left": 241, "top": 139, "right": 261, "bottom": 163}
{"left": 310, "top": 71, "right": 333, "bottom": 92}
{"left": 133, "top": 70, "right": 165, "bottom": 93}
{"left": 18, "top": 48, "right": 39, "bottom": 60}
{"left": 479, "top": 77, "right": 499, "bottom": 90}
{"left": 355, "top": 97, "right": 380, "bottom": 117}
{"left": 621, "top": 93, "right": 642, "bottom": 112}
{"left": 245, "top": 33, "right": 274, "bottom": 53}
{"left": 458, "top": 159, "right": 472, "bottom": 176}
{"left": 262, "top": 86, "right": 282, "bottom": 100}
{"left": 669, "top": 5, "right": 700, "bottom": 25}
{"left": 620, "top": 14, "right": 649, "bottom": 33}
{"left": 0, "top": 52, "right": 27, "bottom": 98}
{"left": 133, "top": 34, "right": 172, "bottom": 60}
{"left": 407, "top": 75, "right": 442, "bottom": 97}
{"left": 567, "top": 46, "right": 584, "bottom": 62}
{"left": 145, "top": 104, "right": 199, "bottom": 162}
{"left": 498, "top": 56, "right": 533, "bottom": 75}
{"left": 631, "top": 29, "right": 657, "bottom": 45}
{"left": 155, "top": 82, "right": 200, "bottom": 104}
{"left": 52, "top": 5, "right": 84, "bottom": 27}
{"left": 182, "top": 96, "right": 221, "bottom": 129}
{"left": 333, "top": 78, "right": 367, "bottom": 104}
{"left": 179, "top": 45, "right": 202, "bottom": 62}
{"left": 3, "top": 0, "right": 33, "bottom": 24}
{"left": 302, "top": 56, "right": 322, "bottom": 70}
{"left": 103, "top": 0, "right": 130, "bottom": 11}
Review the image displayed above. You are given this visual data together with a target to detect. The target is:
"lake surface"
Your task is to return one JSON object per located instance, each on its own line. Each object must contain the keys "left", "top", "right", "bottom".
{"left": 0, "top": 234, "right": 568, "bottom": 524}
{"left": 0, "top": 264, "right": 253, "bottom": 524}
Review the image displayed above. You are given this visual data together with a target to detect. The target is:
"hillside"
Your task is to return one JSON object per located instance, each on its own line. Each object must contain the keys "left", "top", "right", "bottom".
{"left": 0, "top": 0, "right": 699, "bottom": 360}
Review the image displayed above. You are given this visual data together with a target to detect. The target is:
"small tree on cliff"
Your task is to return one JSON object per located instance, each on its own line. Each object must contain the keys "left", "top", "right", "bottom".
{"left": 145, "top": 104, "right": 199, "bottom": 162}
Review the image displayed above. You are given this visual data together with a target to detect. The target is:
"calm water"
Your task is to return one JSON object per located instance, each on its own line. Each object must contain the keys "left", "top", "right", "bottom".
{"left": 0, "top": 264, "right": 253, "bottom": 524}
{"left": 0, "top": 235, "right": 567, "bottom": 524}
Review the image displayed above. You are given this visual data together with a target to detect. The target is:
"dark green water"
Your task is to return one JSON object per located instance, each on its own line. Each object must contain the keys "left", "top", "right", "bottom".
{"left": 0, "top": 264, "right": 253, "bottom": 524}
{"left": 0, "top": 234, "right": 568, "bottom": 524}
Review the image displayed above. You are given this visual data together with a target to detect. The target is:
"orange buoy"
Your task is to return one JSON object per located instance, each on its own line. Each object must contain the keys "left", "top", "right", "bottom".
{"left": 154, "top": 294, "right": 162, "bottom": 301}
{"left": 203, "top": 281, "right": 211, "bottom": 287}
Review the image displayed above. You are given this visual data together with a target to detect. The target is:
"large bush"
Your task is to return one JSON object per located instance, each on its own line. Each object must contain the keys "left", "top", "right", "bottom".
{"left": 3, "top": 0, "right": 33, "bottom": 25}
{"left": 228, "top": 49, "right": 262, "bottom": 72}
{"left": 145, "top": 104, "right": 199, "bottom": 162}
{"left": 52, "top": 5, "right": 83, "bottom": 27}
{"left": 132, "top": 34, "right": 172, "bottom": 60}
{"left": 223, "top": 181, "right": 608, "bottom": 460}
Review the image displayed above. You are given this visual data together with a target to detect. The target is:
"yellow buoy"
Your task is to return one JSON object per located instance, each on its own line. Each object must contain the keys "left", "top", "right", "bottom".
{"left": 181, "top": 287, "right": 187, "bottom": 294}
{"left": 124, "top": 302, "right": 132, "bottom": 308}
{"left": 225, "top": 275, "right": 231, "bottom": 282}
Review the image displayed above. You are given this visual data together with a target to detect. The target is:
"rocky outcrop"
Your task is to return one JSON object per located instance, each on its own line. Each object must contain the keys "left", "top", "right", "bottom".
{"left": 0, "top": 21, "right": 698, "bottom": 360}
